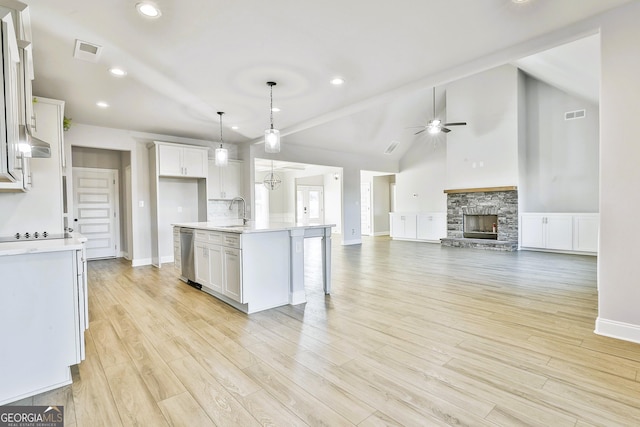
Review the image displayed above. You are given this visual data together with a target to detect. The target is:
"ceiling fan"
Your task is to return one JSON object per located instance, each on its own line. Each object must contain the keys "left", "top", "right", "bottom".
{"left": 409, "top": 87, "right": 467, "bottom": 135}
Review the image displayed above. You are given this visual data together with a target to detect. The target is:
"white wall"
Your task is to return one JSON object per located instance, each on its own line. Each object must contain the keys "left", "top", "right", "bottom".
{"left": 522, "top": 76, "right": 599, "bottom": 212}
{"left": 446, "top": 65, "right": 520, "bottom": 189}
{"left": 596, "top": 2, "right": 640, "bottom": 342}
{"left": 396, "top": 136, "right": 447, "bottom": 213}
{"left": 157, "top": 178, "right": 200, "bottom": 259}
{"left": 250, "top": 142, "right": 392, "bottom": 244}
{"left": 64, "top": 123, "right": 217, "bottom": 266}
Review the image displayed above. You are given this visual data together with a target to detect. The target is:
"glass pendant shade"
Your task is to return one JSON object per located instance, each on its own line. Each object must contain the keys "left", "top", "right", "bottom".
{"left": 215, "top": 145, "right": 228, "bottom": 166}
{"left": 264, "top": 128, "right": 280, "bottom": 153}
{"left": 215, "top": 111, "right": 228, "bottom": 167}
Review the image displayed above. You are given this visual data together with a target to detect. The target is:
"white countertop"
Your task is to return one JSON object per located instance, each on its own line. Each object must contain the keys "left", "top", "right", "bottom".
{"left": 0, "top": 233, "right": 88, "bottom": 257}
{"left": 173, "top": 221, "right": 334, "bottom": 234}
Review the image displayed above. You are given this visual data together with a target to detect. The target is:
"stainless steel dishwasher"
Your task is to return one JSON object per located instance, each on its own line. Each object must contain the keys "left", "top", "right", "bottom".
{"left": 179, "top": 228, "right": 198, "bottom": 287}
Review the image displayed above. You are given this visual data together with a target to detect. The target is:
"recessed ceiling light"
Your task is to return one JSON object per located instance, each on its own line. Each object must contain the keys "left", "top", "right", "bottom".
{"left": 231, "top": 126, "right": 239, "bottom": 130}
{"left": 136, "top": 2, "right": 161, "bottom": 18}
{"left": 330, "top": 77, "right": 345, "bottom": 85}
{"left": 96, "top": 101, "right": 109, "bottom": 108}
{"left": 271, "top": 107, "right": 281, "bottom": 112}
{"left": 109, "top": 67, "right": 127, "bottom": 77}
{"left": 512, "top": 0, "right": 530, "bottom": 3}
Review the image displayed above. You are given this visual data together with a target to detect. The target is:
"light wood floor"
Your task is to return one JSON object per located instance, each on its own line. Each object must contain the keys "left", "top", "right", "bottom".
{"left": 8, "top": 236, "right": 640, "bottom": 426}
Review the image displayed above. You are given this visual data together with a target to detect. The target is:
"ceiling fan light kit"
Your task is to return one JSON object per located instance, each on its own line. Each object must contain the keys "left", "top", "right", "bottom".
{"left": 412, "top": 87, "right": 467, "bottom": 135}
{"left": 264, "top": 81, "right": 281, "bottom": 153}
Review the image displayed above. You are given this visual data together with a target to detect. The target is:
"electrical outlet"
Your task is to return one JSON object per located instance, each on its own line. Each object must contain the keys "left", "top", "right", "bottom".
{"left": 351, "top": 228, "right": 355, "bottom": 235}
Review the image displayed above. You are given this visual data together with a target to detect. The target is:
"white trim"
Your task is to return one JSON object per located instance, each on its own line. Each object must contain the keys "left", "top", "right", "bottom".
{"left": 372, "top": 231, "right": 389, "bottom": 236}
{"left": 132, "top": 258, "right": 152, "bottom": 267}
{"left": 289, "top": 290, "right": 307, "bottom": 305}
{"left": 161, "top": 255, "right": 174, "bottom": 264}
{"left": 595, "top": 317, "right": 640, "bottom": 344}
{"left": 342, "top": 238, "right": 362, "bottom": 245}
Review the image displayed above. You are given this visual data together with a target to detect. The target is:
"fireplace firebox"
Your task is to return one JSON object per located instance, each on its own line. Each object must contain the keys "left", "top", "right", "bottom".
{"left": 463, "top": 214, "right": 498, "bottom": 240}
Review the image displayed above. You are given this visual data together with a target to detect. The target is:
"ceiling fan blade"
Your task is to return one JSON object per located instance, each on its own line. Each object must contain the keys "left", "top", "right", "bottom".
{"left": 414, "top": 128, "right": 427, "bottom": 135}
{"left": 441, "top": 127, "right": 451, "bottom": 133}
{"left": 443, "top": 122, "right": 467, "bottom": 126}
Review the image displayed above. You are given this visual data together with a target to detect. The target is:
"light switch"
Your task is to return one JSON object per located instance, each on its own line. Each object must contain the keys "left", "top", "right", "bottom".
{"left": 138, "top": 200, "right": 144, "bottom": 208}
{"left": 177, "top": 206, "right": 183, "bottom": 213}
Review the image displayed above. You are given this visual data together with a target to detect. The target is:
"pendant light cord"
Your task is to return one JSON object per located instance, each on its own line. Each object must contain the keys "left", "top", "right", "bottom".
{"left": 217, "top": 111, "right": 224, "bottom": 148}
{"left": 270, "top": 84, "right": 274, "bottom": 130}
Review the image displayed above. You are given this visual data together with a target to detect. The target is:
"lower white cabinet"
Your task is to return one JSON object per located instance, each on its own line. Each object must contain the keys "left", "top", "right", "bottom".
{"left": 417, "top": 213, "right": 447, "bottom": 241}
{"left": 0, "top": 243, "right": 87, "bottom": 405}
{"left": 194, "top": 230, "right": 243, "bottom": 303}
{"left": 390, "top": 212, "right": 446, "bottom": 241}
{"left": 520, "top": 213, "right": 598, "bottom": 253}
{"left": 390, "top": 213, "right": 417, "bottom": 239}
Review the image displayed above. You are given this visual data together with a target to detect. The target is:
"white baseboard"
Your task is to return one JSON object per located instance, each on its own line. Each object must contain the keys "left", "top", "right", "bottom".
{"left": 132, "top": 258, "right": 152, "bottom": 267}
{"left": 342, "top": 238, "right": 362, "bottom": 246}
{"left": 595, "top": 317, "right": 640, "bottom": 344}
{"left": 289, "top": 290, "right": 307, "bottom": 305}
{"left": 372, "top": 231, "right": 390, "bottom": 236}
{"left": 161, "top": 255, "right": 174, "bottom": 264}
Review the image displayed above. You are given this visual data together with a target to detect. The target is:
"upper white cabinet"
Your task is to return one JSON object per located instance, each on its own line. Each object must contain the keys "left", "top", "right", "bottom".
{"left": 157, "top": 142, "right": 208, "bottom": 178}
{"left": 0, "top": 7, "right": 21, "bottom": 184}
{"left": 520, "top": 213, "right": 598, "bottom": 254}
{"left": 208, "top": 159, "right": 244, "bottom": 199}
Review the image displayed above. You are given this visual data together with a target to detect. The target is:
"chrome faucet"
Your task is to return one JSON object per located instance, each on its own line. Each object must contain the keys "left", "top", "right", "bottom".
{"left": 229, "top": 196, "right": 247, "bottom": 224}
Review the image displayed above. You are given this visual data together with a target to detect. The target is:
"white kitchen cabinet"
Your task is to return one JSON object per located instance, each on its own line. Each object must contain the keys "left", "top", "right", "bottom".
{"left": 208, "top": 159, "right": 244, "bottom": 199}
{"left": 520, "top": 213, "right": 597, "bottom": 253}
{"left": 0, "top": 239, "right": 87, "bottom": 405}
{"left": 0, "top": 7, "right": 21, "bottom": 183}
{"left": 157, "top": 142, "right": 208, "bottom": 178}
{"left": 417, "top": 213, "right": 447, "bottom": 241}
{"left": 223, "top": 246, "right": 242, "bottom": 302}
{"left": 390, "top": 213, "right": 417, "bottom": 240}
{"left": 573, "top": 214, "right": 599, "bottom": 253}
{"left": 193, "top": 230, "right": 242, "bottom": 302}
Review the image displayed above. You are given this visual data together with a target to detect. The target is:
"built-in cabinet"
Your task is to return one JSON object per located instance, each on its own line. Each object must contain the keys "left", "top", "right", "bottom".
{"left": 208, "top": 159, "right": 244, "bottom": 199}
{"left": 0, "top": 241, "right": 88, "bottom": 405}
{"left": 0, "top": 2, "right": 32, "bottom": 189}
{"left": 194, "top": 229, "right": 243, "bottom": 303}
{"left": 390, "top": 212, "right": 446, "bottom": 242}
{"left": 149, "top": 141, "right": 209, "bottom": 267}
{"left": 157, "top": 143, "right": 208, "bottom": 178}
{"left": 520, "top": 213, "right": 599, "bottom": 253}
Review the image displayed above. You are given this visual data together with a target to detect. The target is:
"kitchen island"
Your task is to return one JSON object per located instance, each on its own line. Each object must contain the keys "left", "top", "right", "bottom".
{"left": 0, "top": 233, "right": 88, "bottom": 405}
{"left": 173, "top": 222, "right": 333, "bottom": 314}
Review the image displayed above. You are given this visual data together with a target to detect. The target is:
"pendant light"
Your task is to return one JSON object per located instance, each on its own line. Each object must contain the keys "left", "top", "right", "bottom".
{"left": 215, "top": 111, "right": 228, "bottom": 167}
{"left": 264, "top": 81, "right": 280, "bottom": 153}
{"left": 263, "top": 160, "right": 282, "bottom": 190}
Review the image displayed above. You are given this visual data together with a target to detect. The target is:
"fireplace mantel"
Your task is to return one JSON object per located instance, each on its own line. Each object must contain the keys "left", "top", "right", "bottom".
{"left": 444, "top": 186, "right": 517, "bottom": 194}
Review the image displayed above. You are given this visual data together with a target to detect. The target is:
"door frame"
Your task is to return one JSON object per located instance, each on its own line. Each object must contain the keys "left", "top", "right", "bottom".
{"left": 296, "top": 185, "right": 324, "bottom": 225}
{"left": 72, "top": 167, "right": 121, "bottom": 260}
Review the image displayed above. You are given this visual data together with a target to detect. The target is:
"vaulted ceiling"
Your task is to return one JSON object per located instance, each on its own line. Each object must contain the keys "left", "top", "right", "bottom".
{"left": 27, "top": 0, "right": 629, "bottom": 162}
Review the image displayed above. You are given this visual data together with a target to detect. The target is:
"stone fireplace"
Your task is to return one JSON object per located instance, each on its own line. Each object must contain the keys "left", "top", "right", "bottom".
{"left": 441, "top": 186, "right": 518, "bottom": 251}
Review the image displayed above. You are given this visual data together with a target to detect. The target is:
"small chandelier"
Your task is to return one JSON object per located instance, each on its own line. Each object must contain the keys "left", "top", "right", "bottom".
{"left": 264, "top": 81, "right": 280, "bottom": 153}
{"left": 215, "top": 111, "right": 228, "bottom": 167}
{"left": 263, "top": 160, "right": 282, "bottom": 190}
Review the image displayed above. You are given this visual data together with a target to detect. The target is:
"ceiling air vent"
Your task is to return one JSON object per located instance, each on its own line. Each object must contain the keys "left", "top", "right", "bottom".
{"left": 565, "top": 109, "right": 586, "bottom": 121}
{"left": 73, "top": 39, "right": 102, "bottom": 63}
{"left": 384, "top": 140, "right": 400, "bottom": 155}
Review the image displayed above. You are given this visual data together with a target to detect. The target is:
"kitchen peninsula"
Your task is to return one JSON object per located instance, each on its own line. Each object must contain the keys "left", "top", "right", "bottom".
{"left": 173, "top": 222, "right": 334, "bottom": 314}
